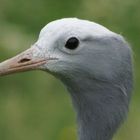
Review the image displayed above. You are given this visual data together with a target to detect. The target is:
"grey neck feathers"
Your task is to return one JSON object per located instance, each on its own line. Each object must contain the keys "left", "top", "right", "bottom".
{"left": 61, "top": 77, "right": 131, "bottom": 140}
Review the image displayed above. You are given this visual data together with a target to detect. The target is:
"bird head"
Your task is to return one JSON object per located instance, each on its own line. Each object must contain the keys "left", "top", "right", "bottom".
{"left": 0, "top": 18, "right": 132, "bottom": 84}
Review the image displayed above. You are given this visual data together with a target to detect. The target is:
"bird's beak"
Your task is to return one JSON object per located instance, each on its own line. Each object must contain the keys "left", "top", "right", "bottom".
{"left": 0, "top": 47, "right": 48, "bottom": 76}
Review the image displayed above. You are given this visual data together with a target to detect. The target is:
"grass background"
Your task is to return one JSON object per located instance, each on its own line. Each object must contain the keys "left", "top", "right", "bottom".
{"left": 0, "top": 0, "right": 140, "bottom": 139}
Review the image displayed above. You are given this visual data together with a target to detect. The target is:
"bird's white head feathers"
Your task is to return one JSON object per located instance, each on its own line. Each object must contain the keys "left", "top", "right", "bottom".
{"left": 31, "top": 18, "right": 131, "bottom": 83}
{"left": 0, "top": 18, "right": 132, "bottom": 83}
{"left": 39, "top": 18, "right": 115, "bottom": 38}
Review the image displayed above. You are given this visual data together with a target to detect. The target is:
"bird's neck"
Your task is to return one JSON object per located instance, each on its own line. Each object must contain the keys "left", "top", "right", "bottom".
{"left": 62, "top": 78, "right": 129, "bottom": 140}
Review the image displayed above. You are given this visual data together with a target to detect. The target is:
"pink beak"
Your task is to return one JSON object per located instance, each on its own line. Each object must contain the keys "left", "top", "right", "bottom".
{"left": 0, "top": 47, "right": 47, "bottom": 76}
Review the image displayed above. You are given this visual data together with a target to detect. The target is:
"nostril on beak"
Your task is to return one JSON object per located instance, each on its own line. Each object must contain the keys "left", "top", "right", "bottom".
{"left": 18, "top": 58, "right": 31, "bottom": 63}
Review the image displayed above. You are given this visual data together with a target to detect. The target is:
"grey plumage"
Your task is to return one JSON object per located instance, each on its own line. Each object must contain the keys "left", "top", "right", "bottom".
{"left": 59, "top": 35, "right": 133, "bottom": 140}
{"left": 0, "top": 18, "right": 133, "bottom": 140}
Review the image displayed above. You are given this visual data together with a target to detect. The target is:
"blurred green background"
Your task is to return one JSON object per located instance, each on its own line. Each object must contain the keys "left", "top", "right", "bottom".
{"left": 0, "top": 0, "right": 139, "bottom": 140}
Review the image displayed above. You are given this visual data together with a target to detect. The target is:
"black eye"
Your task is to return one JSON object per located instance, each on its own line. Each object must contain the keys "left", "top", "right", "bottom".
{"left": 65, "top": 37, "right": 79, "bottom": 50}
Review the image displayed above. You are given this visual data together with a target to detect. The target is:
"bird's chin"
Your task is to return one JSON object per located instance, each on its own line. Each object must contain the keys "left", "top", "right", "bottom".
{"left": 40, "top": 59, "right": 60, "bottom": 75}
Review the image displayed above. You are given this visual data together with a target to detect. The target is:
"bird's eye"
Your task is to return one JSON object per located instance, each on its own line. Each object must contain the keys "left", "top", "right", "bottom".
{"left": 65, "top": 37, "right": 79, "bottom": 50}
